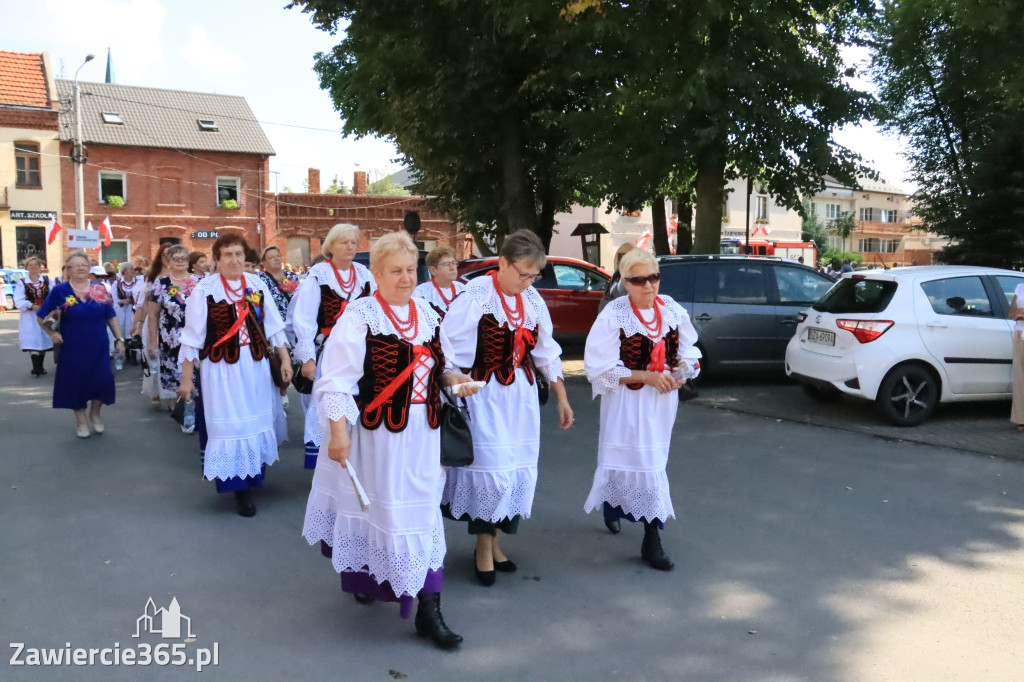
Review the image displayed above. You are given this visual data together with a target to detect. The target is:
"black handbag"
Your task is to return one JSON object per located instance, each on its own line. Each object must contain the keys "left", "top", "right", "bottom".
{"left": 527, "top": 356, "right": 549, "bottom": 405}
{"left": 292, "top": 360, "right": 313, "bottom": 394}
{"left": 439, "top": 389, "right": 474, "bottom": 468}
{"left": 292, "top": 343, "right": 322, "bottom": 395}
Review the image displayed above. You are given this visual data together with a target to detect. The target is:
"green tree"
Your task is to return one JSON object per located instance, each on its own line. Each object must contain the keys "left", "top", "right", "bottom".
{"left": 289, "top": 0, "right": 603, "bottom": 252}
{"left": 871, "top": 0, "right": 1024, "bottom": 265}
{"left": 800, "top": 200, "right": 826, "bottom": 244}
{"left": 324, "top": 174, "right": 351, "bottom": 194}
{"left": 830, "top": 211, "right": 856, "bottom": 254}
{"left": 565, "top": 0, "right": 876, "bottom": 253}
{"left": 366, "top": 170, "right": 411, "bottom": 196}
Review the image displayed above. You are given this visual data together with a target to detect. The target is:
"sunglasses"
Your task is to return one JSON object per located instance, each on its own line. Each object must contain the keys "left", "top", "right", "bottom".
{"left": 624, "top": 273, "right": 662, "bottom": 286}
{"left": 510, "top": 261, "right": 543, "bottom": 283}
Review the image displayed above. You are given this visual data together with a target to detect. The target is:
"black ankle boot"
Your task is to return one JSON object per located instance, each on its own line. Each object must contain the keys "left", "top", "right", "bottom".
{"left": 234, "top": 490, "right": 256, "bottom": 517}
{"left": 415, "top": 593, "right": 462, "bottom": 649}
{"left": 641, "top": 521, "right": 674, "bottom": 571}
{"left": 30, "top": 354, "right": 43, "bottom": 376}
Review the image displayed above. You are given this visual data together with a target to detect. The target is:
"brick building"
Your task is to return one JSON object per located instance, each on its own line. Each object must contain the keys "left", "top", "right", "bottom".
{"left": 55, "top": 80, "right": 274, "bottom": 265}
{"left": 0, "top": 51, "right": 63, "bottom": 271}
{"left": 270, "top": 168, "right": 464, "bottom": 266}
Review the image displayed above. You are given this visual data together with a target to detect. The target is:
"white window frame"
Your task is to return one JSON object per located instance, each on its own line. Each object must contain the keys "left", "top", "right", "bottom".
{"left": 755, "top": 196, "right": 768, "bottom": 220}
{"left": 216, "top": 177, "right": 240, "bottom": 206}
{"left": 825, "top": 203, "right": 841, "bottom": 220}
{"left": 101, "top": 239, "right": 131, "bottom": 264}
{"left": 881, "top": 209, "right": 898, "bottom": 223}
{"left": 98, "top": 171, "right": 127, "bottom": 204}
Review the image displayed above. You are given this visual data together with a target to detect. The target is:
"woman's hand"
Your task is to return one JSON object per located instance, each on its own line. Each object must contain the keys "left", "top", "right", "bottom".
{"left": 557, "top": 397, "right": 574, "bottom": 430}
{"left": 327, "top": 419, "right": 351, "bottom": 468}
{"left": 50, "top": 332, "right": 63, "bottom": 345}
{"left": 278, "top": 348, "right": 293, "bottom": 384}
{"left": 442, "top": 370, "right": 480, "bottom": 397}
{"left": 177, "top": 377, "right": 194, "bottom": 401}
{"left": 301, "top": 359, "right": 317, "bottom": 381}
{"left": 644, "top": 370, "right": 680, "bottom": 394}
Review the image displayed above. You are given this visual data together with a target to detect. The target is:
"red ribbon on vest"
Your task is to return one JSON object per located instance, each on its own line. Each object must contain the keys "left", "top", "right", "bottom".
{"left": 213, "top": 301, "right": 250, "bottom": 348}
{"left": 363, "top": 344, "right": 432, "bottom": 414}
{"left": 648, "top": 339, "right": 667, "bottom": 373}
{"left": 512, "top": 327, "right": 535, "bottom": 368}
{"left": 320, "top": 300, "right": 347, "bottom": 338}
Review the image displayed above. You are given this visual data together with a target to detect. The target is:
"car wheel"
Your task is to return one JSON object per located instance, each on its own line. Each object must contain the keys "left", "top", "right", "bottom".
{"left": 875, "top": 363, "right": 939, "bottom": 427}
{"left": 801, "top": 383, "right": 842, "bottom": 403}
{"left": 5, "top": 294, "right": 13, "bottom": 310}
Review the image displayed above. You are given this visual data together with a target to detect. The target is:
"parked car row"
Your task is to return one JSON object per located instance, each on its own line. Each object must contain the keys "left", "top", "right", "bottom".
{"left": 356, "top": 248, "right": 1024, "bottom": 428}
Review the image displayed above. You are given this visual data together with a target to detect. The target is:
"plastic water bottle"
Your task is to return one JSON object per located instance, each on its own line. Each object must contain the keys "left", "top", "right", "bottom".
{"left": 183, "top": 400, "right": 196, "bottom": 433}
{"left": 114, "top": 350, "right": 123, "bottom": 371}
{"left": 148, "top": 353, "right": 159, "bottom": 377}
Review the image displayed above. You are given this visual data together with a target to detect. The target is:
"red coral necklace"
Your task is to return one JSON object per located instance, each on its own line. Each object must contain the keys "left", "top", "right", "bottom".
{"left": 375, "top": 291, "right": 419, "bottom": 340}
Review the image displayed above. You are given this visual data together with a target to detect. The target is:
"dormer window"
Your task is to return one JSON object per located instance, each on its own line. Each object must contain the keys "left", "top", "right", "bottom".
{"left": 101, "top": 112, "right": 124, "bottom": 125}
{"left": 197, "top": 119, "right": 218, "bottom": 132}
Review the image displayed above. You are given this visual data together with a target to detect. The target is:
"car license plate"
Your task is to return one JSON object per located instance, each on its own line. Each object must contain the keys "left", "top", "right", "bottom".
{"left": 807, "top": 328, "right": 835, "bottom": 346}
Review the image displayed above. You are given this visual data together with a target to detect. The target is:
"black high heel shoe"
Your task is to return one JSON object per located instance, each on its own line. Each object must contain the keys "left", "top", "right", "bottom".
{"left": 473, "top": 550, "right": 495, "bottom": 586}
{"left": 493, "top": 558, "right": 517, "bottom": 573}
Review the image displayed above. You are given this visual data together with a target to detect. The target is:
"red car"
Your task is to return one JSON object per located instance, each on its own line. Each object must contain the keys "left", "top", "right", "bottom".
{"left": 458, "top": 256, "right": 611, "bottom": 340}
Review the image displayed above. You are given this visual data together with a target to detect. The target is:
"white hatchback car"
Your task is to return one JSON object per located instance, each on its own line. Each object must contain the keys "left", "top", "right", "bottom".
{"left": 786, "top": 265, "right": 1024, "bottom": 426}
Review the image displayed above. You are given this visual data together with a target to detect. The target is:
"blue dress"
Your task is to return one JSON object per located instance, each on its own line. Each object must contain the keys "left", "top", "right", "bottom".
{"left": 37, "top": 282, "right": 116, "bottom": 410}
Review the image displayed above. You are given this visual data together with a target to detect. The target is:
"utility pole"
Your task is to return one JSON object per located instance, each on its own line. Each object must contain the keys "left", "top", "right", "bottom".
{"left": 744, "top": 176, "right": 752, "bottom": 254}
{"left": 73, "top": 54, "right": 94, "bottom": 231}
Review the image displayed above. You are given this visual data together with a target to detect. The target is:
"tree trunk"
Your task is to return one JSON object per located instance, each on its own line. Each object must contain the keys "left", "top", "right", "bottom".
{"left": 471, "top": 229, "right": 495, "bottom": 257}
{"left": 500, "top": 112, "right": 538, "bottom": 236}
{"left": 651, "top": 196, "right": 670, "bottom": 255}
{"left": 674, "top": 195, "right": 693, "bottom": 254}
{"left": 536, "top": 184, "right": 557, "bottom": 253}
{"left": 692, "top": 139, "right": 727, "bottom": 254}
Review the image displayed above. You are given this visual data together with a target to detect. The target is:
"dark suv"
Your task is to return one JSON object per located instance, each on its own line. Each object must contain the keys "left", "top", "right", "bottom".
{"left": 617, "top": 255, "right": 834, "bottom": 375}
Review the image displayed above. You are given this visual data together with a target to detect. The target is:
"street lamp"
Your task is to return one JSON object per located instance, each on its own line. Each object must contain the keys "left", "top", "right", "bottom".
{"left": 73, "top": 54, "right": 95, "bottom": 231}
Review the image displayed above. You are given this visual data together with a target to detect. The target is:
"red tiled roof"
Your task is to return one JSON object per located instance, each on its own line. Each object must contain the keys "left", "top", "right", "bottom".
{"left": 0, "top": 51, "right": 51, "bottom": 108}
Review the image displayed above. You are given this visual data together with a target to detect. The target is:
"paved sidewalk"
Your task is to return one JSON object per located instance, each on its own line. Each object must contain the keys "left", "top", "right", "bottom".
{"left": 562, "top": 360, "right": 1024, "bottom": 463}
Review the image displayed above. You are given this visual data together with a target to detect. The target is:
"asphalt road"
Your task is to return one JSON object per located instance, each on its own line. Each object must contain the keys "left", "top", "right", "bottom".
{"left": 1, "top": 316, "right": 1022, "bottom": 681}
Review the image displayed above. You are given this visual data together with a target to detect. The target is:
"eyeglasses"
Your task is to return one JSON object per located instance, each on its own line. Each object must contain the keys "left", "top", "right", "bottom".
{"left": 624, "top": 273, "right": 662, "bottom": 286}
{"left": 510, "top": 261, "right": 543, "bottom": 283}
{"left": 434, "top": 260, "right": 457, "bottom": 269}
{"left": 169, "top": 256, "right": 189, "bottom": 263}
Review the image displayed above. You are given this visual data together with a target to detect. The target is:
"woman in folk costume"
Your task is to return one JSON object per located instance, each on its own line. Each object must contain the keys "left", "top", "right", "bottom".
{"left": 148, "top": 245, "right": 201, "bottom": 411}
{"left": 413, "top": 245, "right": 465, "bottom": 318}
{"left": 441, "top": 229, "right": 574, "bottom": 586}
{"left": 177, "top": 234, "right": 292, "bottom": 517}
{"left": 583, "top": 249, "right": 701, "bottom": 571}
{"left": 112, "top": 262, "right": 142, "bottom": 364}
{"left": 302, "top": 232, "right": 479, "bottom": 649}
{"left": 292, "top": 223, "right": 376, "bottom": 469}
{"left": 14, "top": 256, "right": 54, "bottom": 376}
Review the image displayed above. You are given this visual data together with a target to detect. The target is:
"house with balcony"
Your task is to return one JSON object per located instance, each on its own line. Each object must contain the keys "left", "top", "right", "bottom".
{"left": 813, "top": 176, "right": 944, "bottom": 266}
{"left": 0, "top": 51, "right": 63, "bottom": 271}
{"left": 55, "top": 80, "right": 275, "bottom": 264}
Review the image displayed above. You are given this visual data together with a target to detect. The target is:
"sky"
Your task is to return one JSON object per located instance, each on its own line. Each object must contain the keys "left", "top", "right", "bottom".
{"left": 0, "top": 0, "right": 914, "bottom": 194}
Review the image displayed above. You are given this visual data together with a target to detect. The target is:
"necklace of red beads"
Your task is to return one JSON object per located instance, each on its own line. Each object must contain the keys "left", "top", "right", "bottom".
{"left": 630, "top": 296, "right": 663, "bottom": 339}
{"left": 330, "top": 260, "right": 357, "bottom": 296}
{"left": 221, "top": 274, "right": 247, "bottom": 303}
{"left": 490, "top": 271, "right": 525, "bottom": 328}
{"left": 375, "top": 291, "right": 419, "bottom": 340}
{"left": 431, "top": 280, "right": 456, "bottom": 306}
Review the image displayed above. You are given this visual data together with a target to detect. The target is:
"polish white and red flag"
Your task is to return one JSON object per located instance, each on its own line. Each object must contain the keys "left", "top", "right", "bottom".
{"left": 634, "top": 229, "right": 652, "bottom": 250}
{"left": 98, "top": 216, "right": 113, "bottom": 246}
{"left": 46, "top": 218, "right": 62, "bottom": 244}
